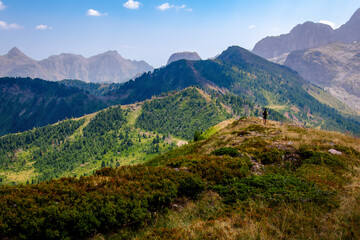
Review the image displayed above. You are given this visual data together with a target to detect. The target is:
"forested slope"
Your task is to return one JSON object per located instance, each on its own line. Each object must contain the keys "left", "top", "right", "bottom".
{"left": 0, "top": 77, "right": 108, "bottom": 136}
{"left": 1, "top": 87, "right": 264, "bottom": 185}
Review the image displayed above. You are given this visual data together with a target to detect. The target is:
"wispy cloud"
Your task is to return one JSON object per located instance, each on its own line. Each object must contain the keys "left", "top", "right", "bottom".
{"left": 0, "top": 21, "right": 23, "bottom": 30}
{"left": 123, "top": 0, "right": 142, "bottom": 10}
{"left": 156, "top": 2, "right": 192, "bottom": 11}
{"left": 248, "top": 24, "right": 255, "bottom": 29}
{"left": 86, "top": 9, "right": 107, "bottom": 16}
{"left": 157, "top": 3, "right": 171, "bottom": 11}
{"left": 36, "top": 24, "right": 53, "bottom": 30}
{"left": 0, "top": 1, "right": 6, "bottom": 11}
{"left": 319, "top": 20, "right": 337, "bottom": 29}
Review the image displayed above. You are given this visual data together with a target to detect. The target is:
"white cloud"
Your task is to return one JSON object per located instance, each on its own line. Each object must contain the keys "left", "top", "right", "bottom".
{"left": 123, "top": 0, "right": 142, "bottom": 10}
{"left": 36, "top": 24, "right": 53, "bottom": 30}
{"left": 0, "top": 1, "right": 6, "bottom": 11}
{"left": 319, "top": 20, "right": 337, "bottom": 29}
{"left": 157, "top": 3, "right": 172, "bottom": 11}
{"left": 0, "top": 21, "right": 23, "bottom": 30}
{"left": 248, "top": 24, "right": 255, "bottom": 29}
{"left": 176, "top": 4, "right": 186, "bottom": 10}
{"left": 157, "top": 3, "right": 192, "bottom": 11}
{"left": 86, "top": 9, "right": 107, "bottom": 16}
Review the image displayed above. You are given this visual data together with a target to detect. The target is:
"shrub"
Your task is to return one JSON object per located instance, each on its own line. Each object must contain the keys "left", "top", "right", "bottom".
{"left": 255, "top": 148, "right": 284, "bottom": 165}
{"left": 178, "top": 176, "right": 205, "bottom": 199}
{"left": 212, "top": 147, "right": 240, "bottom": 157}
{"left": 213, "top": 174, "right": 335, "bottom": 207}
{"left": 0, "top": 165, "right": 205, "bottom": 239}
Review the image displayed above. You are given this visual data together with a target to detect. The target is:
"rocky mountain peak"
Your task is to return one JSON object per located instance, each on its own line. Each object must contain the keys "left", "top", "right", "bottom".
{"left": 167, "top": 51, "right": 201, "bottom": 65}
{"left": 253, "top": 8, "right": 360, "bottom": 59}
{"left": 6, "top": 47, "right": 32, "bottom": 59}
{"left": 333, "top": 8, "right": 360, "bottom": 43}
{"left": 348, "top": 8, "right": 360, "bottom": 23}
{"left": 252, "top": 21, "right": 334, "bottom": 59}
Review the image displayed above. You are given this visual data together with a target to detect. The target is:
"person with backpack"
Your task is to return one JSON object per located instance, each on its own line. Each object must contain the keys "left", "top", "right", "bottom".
{"left": 262, "top": 108, "right": 268, "bottom": 124}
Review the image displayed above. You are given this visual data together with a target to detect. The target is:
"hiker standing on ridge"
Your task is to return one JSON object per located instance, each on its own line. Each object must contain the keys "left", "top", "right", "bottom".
{"left": 262, "top": 108, "right": 268, "bottom": 124}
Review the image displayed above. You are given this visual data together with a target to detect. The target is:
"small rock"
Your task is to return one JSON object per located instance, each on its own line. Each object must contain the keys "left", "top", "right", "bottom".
{"left": 328, "top": 149, "right": 342, "bottom": 155}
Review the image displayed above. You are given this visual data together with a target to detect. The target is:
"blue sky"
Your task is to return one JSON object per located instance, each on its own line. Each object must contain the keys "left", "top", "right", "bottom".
{"left": 0, "top": 0, "right": 359, "bottom": 67}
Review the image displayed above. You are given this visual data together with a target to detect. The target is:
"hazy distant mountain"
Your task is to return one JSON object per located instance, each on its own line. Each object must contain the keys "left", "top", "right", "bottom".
{"left": 284, "top": 42, "right": 360, "bottom": 111}
{"left": 0, "top": 48, "right": 154, "bottom": 83}
{"left": 253, "top": 8, "right": 360, "bottom": 59}
{"left": 333, "top": 8, "right": 360, "bottom": 43}
{"left": 167, "top": 51, "right": 201, "bottom": 65}
{"left": 252, "top": 22, "right": 334, "bottom": 59}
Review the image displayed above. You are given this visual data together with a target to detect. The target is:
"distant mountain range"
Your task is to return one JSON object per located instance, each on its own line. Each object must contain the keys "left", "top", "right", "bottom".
{"left": 167, "top": 51, "right": 201, "bottom": 65}
{"left": 0, "top": 48, "right": 154, "bottom": 83}
{"left": 2, "top": 46, "right": 359, "bottom": 136}
{"left": 253, "top": 8, "right": 360, "bottom": 59}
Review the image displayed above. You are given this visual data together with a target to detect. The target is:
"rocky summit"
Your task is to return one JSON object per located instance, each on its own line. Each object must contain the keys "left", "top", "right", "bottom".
{"left": 167, "top": 51, "right": 201, "bottom": 65}
{"left": 253, "top": 8, "right": 360, "bottom": 59}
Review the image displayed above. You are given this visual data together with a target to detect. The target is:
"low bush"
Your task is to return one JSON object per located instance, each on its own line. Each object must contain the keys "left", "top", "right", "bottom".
{"left": 166, "top": 154, "right": 252, "bottom": 185}
{"left": 213, "top": 174, "right": 336, "bottom": 207}
{"left": 255, "top": 148, "right": 285, "bottom": 165}
{"left": 0, "top": 166, "right": 204, "bottom": 239}
{"left": 212, "top": 147, "right": 240, "bottom": 157}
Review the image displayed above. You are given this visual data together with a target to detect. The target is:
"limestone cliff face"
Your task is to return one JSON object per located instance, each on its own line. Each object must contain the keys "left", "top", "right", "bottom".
{"left": 284, "top": 42, "right": 360, "bottom": 111}
{"left": 167, "top": 52, "right": 201, "bottom": 65}
{"left": 333, "top": 8, "right": 360, "bottom": 43}
{"left": 252, "top": 22, "right": 334, "bottom": 59}
{"left": 0, "top": 48, "right": 154, "bottom": 83}
{"left": 253, "top": 8, "right": 360, "bottom": 60}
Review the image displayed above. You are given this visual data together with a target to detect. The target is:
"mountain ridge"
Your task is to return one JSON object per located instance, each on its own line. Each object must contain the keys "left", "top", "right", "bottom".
{"left": 107, "top": 46, "right": 360, "bottom": 134}
{"left": 0, "top": 48, "right": 154, "bottom": 83}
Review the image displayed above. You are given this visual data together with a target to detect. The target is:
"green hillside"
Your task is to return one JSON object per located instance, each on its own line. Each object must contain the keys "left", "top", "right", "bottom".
{"left": 0, "top": 87, "right": 258, "bottom": 185}
{"left": 108, "top": 46, "right": 360, "bottom": 134}
{"left": 136, "top": 88, "right": 231, "bottom": 139}
{"left": 0, "top": 77, "right": 109, "bottom": 136}
{"left": 1, "top": 117, "right": 359, "bottom": 239}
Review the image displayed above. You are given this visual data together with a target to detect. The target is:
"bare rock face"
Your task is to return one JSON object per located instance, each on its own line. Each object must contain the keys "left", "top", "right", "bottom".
{"left": 333, "top": 8, "right": 360, "bottom": 43}
{"left": 284, "top": 42, "right": 360, "bottom": 111}
{"left": 167, "top": 52, "right": 201, "bottom": 65}
{"left": 253, "top": 22, "right": 334, "bottom": 59}
{"left": 253, "top": 8, "right": 360, "bottom": 60}
{"left": 0, "top": 48, "right": 154, "bottom": 83}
